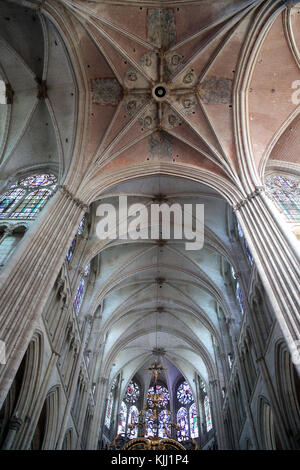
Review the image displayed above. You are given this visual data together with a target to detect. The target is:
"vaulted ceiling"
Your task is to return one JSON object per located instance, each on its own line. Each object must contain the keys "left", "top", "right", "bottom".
{"left": 80, "top": 175, "right": 242, "bottom": 393}
{"left": 0, "top": 1, "right": 77, "bottom": 190}
{"left": 1, "top": 1, "right": 299, "bottom": 197}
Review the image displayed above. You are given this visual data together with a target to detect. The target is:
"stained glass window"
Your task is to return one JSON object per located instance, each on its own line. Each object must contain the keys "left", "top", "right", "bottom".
{"left": 177, "top": 381, "right": 193, "bottom": 405}
{"left": 118, "top": 401, "right": 127, "bottom": 435}
{"left": 66, "top": 237, "right": 76, "bottom": 262}
{"left": 147, "top": 385, "right": 169, "bottom": 408}
{"left": 177, "top": 407, "right": 189, "bottom": 441}
{"left": 204, "top": 395, "right": 212, "bottom": 431}
{"left": 236, "top": 281, "right": 245, "bottom": 316}
{"left": 266, "top": 175, "right": 300, "bottom": 222}
{"left": 77, "top": 215, "right": 85, "bottom": 235}
{"left": 158, "top": 410, "right": 171, "bottom": 438}
{"left": 125, "top": 381, "right": 140, "bottom": 404}
{"left": 83, "top": 262, "right": 90, "bottom": 277}
{"left": 74, "top": 277, "right": 85, "bottom": 314}
{"left": 244, "top": 239, "right": 253, "bottom": 265}
{"left": 146, "top": 410, "right": 155, "bottom": 437}
{"left": 19, "top": 174, "right": 56, "bottom": 187}
{"left": 128, "top": 406, "right": 139, "bottom": 439}
{"left": 0, "top": 188, "right": 25, "bottom": 216}
{"left": 189, "top": 403, "right": 199, "bottom": 438}
{"left": 105, "top": 392, "right": 113, "bottom": 428}
{"left": 0, "top": 174, "right": 57, "bottom": 220}
{"left": 230, "top": 265, "right": 236, "bottom": 279}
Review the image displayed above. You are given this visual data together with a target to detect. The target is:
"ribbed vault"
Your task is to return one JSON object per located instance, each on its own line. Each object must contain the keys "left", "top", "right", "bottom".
{"left": 77, "top": 175, "right": 242, "bottom": 395}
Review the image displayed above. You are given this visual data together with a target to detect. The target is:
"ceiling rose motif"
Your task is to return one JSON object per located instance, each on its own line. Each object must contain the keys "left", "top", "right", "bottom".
{"left": 121, "top": 7, "right": 199, "bottom": 131}
{"left": 92, "top": 9, "right": 205, "bottom": 130}
{"left": 78, "top": 2, "right": 243, "bottom": 173}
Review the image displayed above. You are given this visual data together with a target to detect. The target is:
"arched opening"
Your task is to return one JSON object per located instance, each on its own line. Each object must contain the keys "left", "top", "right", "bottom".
{"left": 0, "top": 332, "right": 43, "bottom": 449}
{"left": 31, "top": 387, "right": 60, "bottom": 450}
{"left": 259, "top": 398, "right": 282, "bottom": 450}
{"left": 276, "top": 341, "right": 300, "bottom": 448}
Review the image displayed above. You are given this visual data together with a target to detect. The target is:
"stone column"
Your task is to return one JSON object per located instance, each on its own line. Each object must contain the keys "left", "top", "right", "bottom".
{"left": 0, "top": 186, "right": 88, "bottom": 408}
{"left": 208, "top": 379, "right": 227, "bottom": 450}
{"left": 97, "top": 376, "right": 109, "bottom": 443}
{"left": 246, "top": 299, "right": 293, "bottom": 449}
{"left": 86, "top": 337, "right": 108, "bottom": 449}
{"left": 56, "top": 313, "right": 93, "bottom": 449}
{"left": 235, "top": 188, "right": 300, "bottom": 375}
{"left": 112, "top": 375, "right": 122, "bottom": 438}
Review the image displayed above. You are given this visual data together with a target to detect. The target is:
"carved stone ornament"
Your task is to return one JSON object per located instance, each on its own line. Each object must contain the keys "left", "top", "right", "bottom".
{"left": 124, "top": 95, "right": 148, "bottom": 117}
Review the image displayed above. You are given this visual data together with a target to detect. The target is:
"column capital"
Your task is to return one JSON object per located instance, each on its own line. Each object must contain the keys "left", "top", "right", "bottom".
{"left": 57, "top": 185, "right": 88, "bottom": 211}
{"left": 209, "top": 379, "right": 219, "bottom": 388}
{"left": 233, "top": 186, "right": 265, "bottom": 212}
{"left": 99, "top": 376, "right": 108, "bottom": 385}
{"left": 8, "top": 416, "right": 23, "bottom": 431}
{"left": 3, "top": 227, "right": 13, "bottom": 236}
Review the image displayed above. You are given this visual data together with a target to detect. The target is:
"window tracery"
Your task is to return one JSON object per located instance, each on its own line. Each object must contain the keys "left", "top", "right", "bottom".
{"left": 266, "top": 174, "right": 300, "bottom": 222}
{"left": 0, "top": 174, "right": 57, "bottom": 220}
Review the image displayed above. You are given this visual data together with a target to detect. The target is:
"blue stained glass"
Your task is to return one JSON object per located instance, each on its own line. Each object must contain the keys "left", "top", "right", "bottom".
{"left": 146, "top": 410, "right": 155, "bottom": 437}
{"left": 177, "top": 381, "right": 193, "bottom": 405}
{"left": 177, "top": 407, "right": 189, "bottom": 441}
{"left": 244, "top": 239, "right": 253, "bottom": 265}
{"left": 236, "top": 281, "right": 245, "bottom": 316}
{"left": 125, "top": 381, "right": 140, "bottom": 404}
{"left": 189, "top": 403, "right": 199, "bottom": 438}
{"left": 0, "top": 174, "right": 57, "bottom": 220}
{"left": 128, "top": 405, "right": 139, "bottom": 438}
{"left": 83, "top": 262, "right": 90, "bottom": 277}
{"left": 0, "top": 188, "right": 25, "bottom": 216}
{"left": 74, "top": 277, "right": 85, "bottom": 314}
{"left": 77, "top": 216, "right": 85, "bottom": 235}
{"left": 204, "top": 395, "right": 212, "bottom": 431}
{"left": 158, "top": 410, "right": 171, "bottom": 438}
{"left": 66, "top": 237, "right": 76, "bottom": 262}
{"left": 118, "top": 401, "right": 127, "bottom": 435}
{"left": 147, "top": 385, "right": 169, "bottom": 407}
{"left": 19, "top": 174, "right": 56, "bottom": 188}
